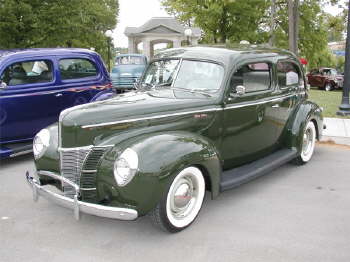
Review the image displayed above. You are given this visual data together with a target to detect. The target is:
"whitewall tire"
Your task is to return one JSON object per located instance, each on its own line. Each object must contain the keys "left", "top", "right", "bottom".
{"left": 150, "top": 166, "right": 205, "bottom": 232}
{"left": 294, "top": 121, "right": 317, "bottom": 165}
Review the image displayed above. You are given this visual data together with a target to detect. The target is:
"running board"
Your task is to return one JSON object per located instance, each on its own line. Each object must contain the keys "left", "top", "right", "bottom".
{"left": 220, "top": 148, "right": 297, "bottom": 192}
{"left": 0, "top": 142, "right": 32, "bottom": 159}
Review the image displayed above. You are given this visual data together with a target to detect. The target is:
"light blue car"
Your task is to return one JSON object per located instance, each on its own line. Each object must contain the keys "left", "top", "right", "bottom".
{"left": 110, "top": 54, "right": 147, "bottom": 93}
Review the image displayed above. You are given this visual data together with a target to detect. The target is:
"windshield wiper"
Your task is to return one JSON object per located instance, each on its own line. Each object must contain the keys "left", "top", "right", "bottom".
{"left": 171, "top": 87, "right": 213, "bottom": 97}
{"left": 156, "top": 82, "right": 172, "bottom": 87}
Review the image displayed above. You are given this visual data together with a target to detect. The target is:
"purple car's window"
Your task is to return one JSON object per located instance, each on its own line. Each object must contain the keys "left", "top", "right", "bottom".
{"left": 0, "top": 60, "right": 53, "bottom": 86}
{"left": 59, "top": 58, "right": 97, "bottom": 80}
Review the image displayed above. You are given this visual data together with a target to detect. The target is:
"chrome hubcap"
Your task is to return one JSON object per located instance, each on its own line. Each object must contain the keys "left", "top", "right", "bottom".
{"left": 174, "top": 182, "right": 192, "bottom": 208}
{"left": 302, "top": 127, "right": 313, "bottom": 156}
{"left": 170, "top": 176, "right": 197, "bottom": 219}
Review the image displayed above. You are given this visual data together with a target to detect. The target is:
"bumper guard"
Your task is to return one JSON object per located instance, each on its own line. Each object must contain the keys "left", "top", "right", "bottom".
{"left": 25, "top": 171, "right": 138, "bottom": 221}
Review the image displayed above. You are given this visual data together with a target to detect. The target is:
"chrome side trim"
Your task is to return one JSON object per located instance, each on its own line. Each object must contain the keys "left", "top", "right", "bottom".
{"left": 81, "top": 94, "right": 295, "bottom": 129}
{"left": 224, "top": 94, "right": 294, "bottom": 110}
{"left": 82, "top": 107, "right": 223, "bottom": 129}
{"left": 26, "top": 171, "right": 138, "bottom": 221}
{"left": 10, "top": 149, "right": 32, "bottom": 158}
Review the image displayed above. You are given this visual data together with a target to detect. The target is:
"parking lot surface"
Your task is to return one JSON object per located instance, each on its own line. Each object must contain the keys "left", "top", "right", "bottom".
{"left": 1, "top": 144, "right": 350, "bottom": 262}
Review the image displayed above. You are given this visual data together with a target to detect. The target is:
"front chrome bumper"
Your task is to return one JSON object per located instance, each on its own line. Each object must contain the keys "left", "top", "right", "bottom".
{"left": 25, "top": 171, "right": 138, "bottom": 221}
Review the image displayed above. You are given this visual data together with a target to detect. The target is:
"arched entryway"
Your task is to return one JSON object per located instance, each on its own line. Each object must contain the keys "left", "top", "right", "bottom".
{"left": 125, "top": 17, "right": 201, "bottom": 59}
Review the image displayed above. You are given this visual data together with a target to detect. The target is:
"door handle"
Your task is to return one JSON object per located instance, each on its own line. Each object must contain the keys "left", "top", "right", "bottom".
{"left": 55, "top": 93, "right": 62, "bottom": 97}
{"left": 272, "top": 104, "right": 280, "bottom": 108}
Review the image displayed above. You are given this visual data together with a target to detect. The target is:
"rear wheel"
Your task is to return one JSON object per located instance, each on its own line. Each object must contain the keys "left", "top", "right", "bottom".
{"left": 150, "top": 166, "right": 205, "bottom": 233}
{"left": 293, "top": 121, "right": 316, "bottom": 165}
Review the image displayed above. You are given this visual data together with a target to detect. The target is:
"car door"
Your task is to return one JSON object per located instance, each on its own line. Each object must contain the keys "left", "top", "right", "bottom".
{"left": 274, "top": 60, "right": 301, "bottom": 140}
{"left": 0, "top": 57, "right": 61, "bottom": 143}
{"left": 57, "top": 56, "right": 109, "bottom": 111}
{"left": 221, "top": 61, "right": 280, "bottom": 169}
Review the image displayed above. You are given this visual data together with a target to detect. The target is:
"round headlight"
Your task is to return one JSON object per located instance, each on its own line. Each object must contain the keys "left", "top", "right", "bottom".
{"left": 113, "top": 148, "right": 138, "bottom": 187}
{"left": 33, "top": 129, "right": 50, "bottom": 159}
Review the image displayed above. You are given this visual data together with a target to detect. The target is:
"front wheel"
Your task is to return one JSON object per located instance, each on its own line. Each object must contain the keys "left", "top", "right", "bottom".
{"left": 324, "top": 83, "right": 332, "bottom": 91}
{"left": 150, "top": 166, "right": 206, "bottom": 233}
{"left": 293, "top": 121, "right": 317, "bottom": 165}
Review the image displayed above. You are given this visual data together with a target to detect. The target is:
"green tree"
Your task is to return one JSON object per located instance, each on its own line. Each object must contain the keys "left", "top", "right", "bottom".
{"left": 161, "top": 0, "right": 342, "bottom": 68}
{"left": 161, "top": 0, "right": 269, "bottom": 44}
{"left": 0, "top": 0, "right": 118, "bottom": 61}
{"left": 325, "top": 12, "right": 346, "bottom": 42}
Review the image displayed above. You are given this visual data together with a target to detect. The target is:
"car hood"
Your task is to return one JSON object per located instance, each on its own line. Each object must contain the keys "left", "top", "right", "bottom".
{"left": 60, "top": 89, "right": 219, "bottom": 147}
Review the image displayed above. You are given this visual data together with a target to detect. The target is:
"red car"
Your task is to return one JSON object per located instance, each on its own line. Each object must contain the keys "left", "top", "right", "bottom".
{"left": 307, "top": 68, "right": 343, "bottom": 91}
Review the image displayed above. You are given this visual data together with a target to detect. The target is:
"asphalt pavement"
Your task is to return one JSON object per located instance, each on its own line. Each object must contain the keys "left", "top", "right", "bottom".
{"left": 0, "top": 144, "right": 350, "bottom": 262}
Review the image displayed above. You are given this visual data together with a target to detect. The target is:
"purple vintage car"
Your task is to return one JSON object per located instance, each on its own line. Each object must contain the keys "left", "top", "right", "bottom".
{"left": 0, "top": 48, "right": 114, "bottom": 159}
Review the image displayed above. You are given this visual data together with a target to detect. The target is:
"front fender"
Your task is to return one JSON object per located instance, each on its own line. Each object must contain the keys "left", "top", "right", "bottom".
{"left": 90, "top": 89, "right": 115, "bottom": 102}
{"left": 283, "top": 100, "right": 323, "bottom": 153}
{"left": 96, "top": 131, "right": 221, "bottom": 216}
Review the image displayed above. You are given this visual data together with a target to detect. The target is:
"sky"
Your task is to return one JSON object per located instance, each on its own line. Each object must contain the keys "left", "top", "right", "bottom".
{"left": 113, "top": 0, "right": 346, "bottom": 48}
{"left": 113, "top": 0, "right": 170, "bottom": 48}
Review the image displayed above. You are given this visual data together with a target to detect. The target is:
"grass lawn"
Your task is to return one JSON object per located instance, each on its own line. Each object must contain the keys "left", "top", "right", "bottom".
{"left": 307, "top": 88, "right": 350, "bottom": 119}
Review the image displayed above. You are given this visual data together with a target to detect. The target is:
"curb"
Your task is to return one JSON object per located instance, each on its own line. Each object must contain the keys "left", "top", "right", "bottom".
{"left": 320, "top": 136, "right": 350, "bottom": 147}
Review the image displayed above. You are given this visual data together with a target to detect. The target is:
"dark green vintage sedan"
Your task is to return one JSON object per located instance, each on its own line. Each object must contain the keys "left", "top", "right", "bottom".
{"left": 26, "top": 46, "right": 323, "bottom": 232}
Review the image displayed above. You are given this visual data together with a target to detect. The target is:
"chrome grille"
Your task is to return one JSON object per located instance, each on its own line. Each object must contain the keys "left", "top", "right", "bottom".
{"left": 60, "top": 147, "right": 91, "bottom": 198}
{"left": 80, "top": 146, "right": 110, "bottom": 203}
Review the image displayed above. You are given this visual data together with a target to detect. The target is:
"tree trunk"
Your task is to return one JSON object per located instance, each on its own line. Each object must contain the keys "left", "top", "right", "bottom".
{"left": 288, "top": 0, "right": 299, "bottom": 55}
{"left": 269, "top": 0, "right": 276, "bottom": 46}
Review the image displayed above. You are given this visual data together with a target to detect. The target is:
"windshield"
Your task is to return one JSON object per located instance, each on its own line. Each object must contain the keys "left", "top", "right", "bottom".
{"left": 140, "top": 59, "right": 224, "bottom": 94}
{"left": 115, "top": 56, "right": 145, "bottom": 65}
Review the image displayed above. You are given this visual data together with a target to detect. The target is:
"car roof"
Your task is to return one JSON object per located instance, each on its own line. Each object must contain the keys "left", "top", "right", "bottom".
{"left": 154, "top": 45, "right": 297, "bottom": 67}
{"left": 0, "top": 48, "right": 99, "bottom": 61}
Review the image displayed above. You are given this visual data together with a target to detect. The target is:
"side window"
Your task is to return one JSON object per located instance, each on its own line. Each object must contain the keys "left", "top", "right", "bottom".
{"left": 0, "top": 60, "right": 53, "bottom": 86}
{"left": 277, "top": 61, "right": 300, "bottom": 87}
{"left": 59, "top": 58, "right": 97, "bottom": 80}
{"left": 231, "top": 62, "right": 271, "bottom": 93}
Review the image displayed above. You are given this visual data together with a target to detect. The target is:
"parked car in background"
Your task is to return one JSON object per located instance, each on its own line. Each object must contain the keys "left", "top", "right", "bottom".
{"left": 110, "top": 54, "right": 147, "bottom": 92}
{"left": 27, "top": 46, "right": 323, "bottom": 233}
{"left": 306, "top": 67, "right": 344, "bottom": 91}
{"left": 0, "top": 48, "right": 113, "bottom": 159}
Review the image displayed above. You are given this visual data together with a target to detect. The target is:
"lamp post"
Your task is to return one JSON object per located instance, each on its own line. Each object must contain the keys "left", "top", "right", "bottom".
{"left": 337, "top": 1, "right": 350, "bottom": 116}
{"left": 104, "top": 30, "right": 113, "bottom": 73}
{"left": 184, "top": 28, "right": 193, "bottom": 46}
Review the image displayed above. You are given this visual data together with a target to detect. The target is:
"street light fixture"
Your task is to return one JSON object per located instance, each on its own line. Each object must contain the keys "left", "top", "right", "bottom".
{"left": 337, "top": 1, "right": 350, "bottom": 116}
{"left": 104, "top": 30, "right": 113, "bottom": 73}
{"left": 184, "top": 28, "right": 193, "bottom": 46}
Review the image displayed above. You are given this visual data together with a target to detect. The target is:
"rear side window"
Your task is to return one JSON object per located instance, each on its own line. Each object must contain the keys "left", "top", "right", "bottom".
{"left": 0, "top": 60, "right": 53, "bottom": 86}
{"left": 231, "top": 62, "right": 271, "bottom": 93}
{"left": 59, "top": 58, "right": 97, "bottom": 80}
{"left": 277, "top": 61, "right": 300, "bottom": 87}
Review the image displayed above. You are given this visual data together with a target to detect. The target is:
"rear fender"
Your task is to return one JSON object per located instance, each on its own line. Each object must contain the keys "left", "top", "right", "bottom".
{"left": 283, "top": 101, "right": 323, "bottom": 153}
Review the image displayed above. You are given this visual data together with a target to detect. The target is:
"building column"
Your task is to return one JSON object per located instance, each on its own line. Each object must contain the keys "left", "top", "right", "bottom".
{"left": 142, "top": 39, "right": 151, "bottom": 59}
{"left": 128, "top": 37, "right": 135, "bottom": 53}
{"left": 173, "top": 38, "right": 182, "bottom": 48}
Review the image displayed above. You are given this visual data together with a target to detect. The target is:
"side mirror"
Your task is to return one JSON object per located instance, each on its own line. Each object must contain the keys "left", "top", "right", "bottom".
{"left": 236, "top": 85, "right": 246, "bottom": 96}
{"left": 0, "top": 81, "right": 7, "bottom": 90}
{"left": 228, "top": 85, "right": 246, "bottom": 101}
